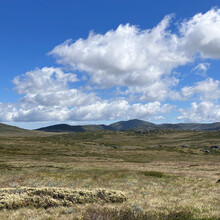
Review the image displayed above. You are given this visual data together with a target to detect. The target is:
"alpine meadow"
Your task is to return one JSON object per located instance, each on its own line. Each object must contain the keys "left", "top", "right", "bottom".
{"left": 1, "top": 1, "right": 220, "bottom": 219}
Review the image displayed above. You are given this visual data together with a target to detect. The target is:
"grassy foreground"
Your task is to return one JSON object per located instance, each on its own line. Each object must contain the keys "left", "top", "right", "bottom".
{"left": 0, "top": 130, "right": 220, "bottom": 219}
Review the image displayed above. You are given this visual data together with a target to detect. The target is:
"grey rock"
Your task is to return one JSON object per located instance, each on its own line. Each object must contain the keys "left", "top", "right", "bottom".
{"left": 203, "top": 149, "right": 210, "bottom": 154}
{"left": 210, "top": 145, "right": 220, "bottom": 150}
{"left": 181, "top": 144, "right": 190, "bottom": 148}
{"left": 150, "top": 145, "right": 162, "bottom": 149}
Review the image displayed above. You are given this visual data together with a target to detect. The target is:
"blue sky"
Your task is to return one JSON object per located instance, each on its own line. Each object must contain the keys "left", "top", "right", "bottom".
{"left": 1, "top": 0, "right": 220, "bottom": 129}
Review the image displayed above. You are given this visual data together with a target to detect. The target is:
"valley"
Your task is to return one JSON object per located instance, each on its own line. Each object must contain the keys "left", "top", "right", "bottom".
{"left": 0, "top": 124, "right": 220, "bottom": 219}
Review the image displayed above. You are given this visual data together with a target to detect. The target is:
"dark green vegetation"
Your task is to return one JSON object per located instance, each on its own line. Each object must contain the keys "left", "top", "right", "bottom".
{"left": 36, "top": 123, "right": 113, "bottom": 133}
{"left": 1, "top": 126, "right": 220, "bottom": 219}
{"left": 141, "top": 171, "right": 165, "bottom": 178}
{"left": 36, "top": 119, "right": 220, "bottom": 133}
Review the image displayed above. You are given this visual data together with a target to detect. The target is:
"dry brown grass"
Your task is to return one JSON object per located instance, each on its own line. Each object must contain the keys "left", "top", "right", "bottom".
{"left": 0, "top": 187, "right": 126, "bottom": 209}
{"left": 0, "top": 131, "right": 220, "bottom": 219}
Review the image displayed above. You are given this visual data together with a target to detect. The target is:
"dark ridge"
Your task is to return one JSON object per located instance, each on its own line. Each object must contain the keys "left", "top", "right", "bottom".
{"left": 109, "top": 119, "right": 157, "bottom": 131}
{"left": 36, "top": 124, "right": 114, "bottom": 133}
{"left": 37, "top": 124, "right": 84, "bottom": 132}
{"left": 159, "top": 122, "right": 220, "bottom": 131}
{"left": 34, "top": 119, "right": 220, "bottom": 133}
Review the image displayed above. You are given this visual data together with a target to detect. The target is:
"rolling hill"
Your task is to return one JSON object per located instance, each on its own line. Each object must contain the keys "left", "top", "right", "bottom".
{"left": 0, "top": 123, "right": 27, "bottom": 134}
{"left": 36, "top": 123, "right": 114, "bottom": 132}
{"left": 36, "top": 119, "right": 220, "bottom": 133}
{"left": 0, "top": 123, "right": 52, "bottom": 137}
{"left": 109, "top": 119, "right": 157, "bottom": 131}
{"left": 2, "top": 120, "right": 220, "bottom": 135}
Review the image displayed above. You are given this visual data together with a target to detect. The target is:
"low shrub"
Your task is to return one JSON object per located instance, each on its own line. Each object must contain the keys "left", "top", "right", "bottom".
{"left": 141, "top": 171, "right": 165, "bottom": 178}
{"left": 82, "top": 207, "right": 195, "bottom": 220}
{"left": 0, "top": 187, "right": 126, "bottom": 209}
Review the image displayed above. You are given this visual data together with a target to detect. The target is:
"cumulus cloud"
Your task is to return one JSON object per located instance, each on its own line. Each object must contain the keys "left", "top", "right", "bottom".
{"left": 2, "top": 8, "right": 220, "bottom": 124}
{"left": 49, "top": 8, "right": 220, "bottom": 103}
{"left": 154, "top": 115, "right": 166, "bottom": 120}
{"left": 180, "top": 8, "right": 220, "bottom": 59}
{"left": 0, "top": 101, "right": 69, "bottom": 122}
{"left": 181, "top": 78, "right": 220, "bottom": 100}
{"left": 50, "top": 16, "right": 188, "bottom": 101}
{"left": 0, "top": 101, "right": 172, "bottom": 122}
{"left": 178, "top": 101, "right": 220, "bottom": 122}
{"left": 0, "top": 103, "right": 18, "bottom": 122}
{"left": 13, "top": 67, "right": 97, "bottom": 107}
{"left": 70, "top": 100, "right": 172, "bottom": 121}
{"left": 0, "top": 66, "right": 173, "bottom": 122}
{"left": 192, "top": 62, "right": 210, "bottom": 76}
{"left": 13, "top": 67, "right": 78, "bottom": 94}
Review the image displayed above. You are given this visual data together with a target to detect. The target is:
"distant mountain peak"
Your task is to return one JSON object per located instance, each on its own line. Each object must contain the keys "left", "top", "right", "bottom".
{"left": 35, "top": 119, "right": 220, "bottom": 133}
{"left": 109, "top": 119, "right": 156, "bottom": 131}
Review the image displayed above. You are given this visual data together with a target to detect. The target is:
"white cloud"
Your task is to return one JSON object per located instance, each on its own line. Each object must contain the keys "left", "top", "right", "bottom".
{"left": 3, "top": 8, "right": 220, "bottom": 124}
{"left": 49, "top": 8, "right": 220, "bottom": 101}
{"left": 178, "top": 101, "right": 220, "bottom": 122}
{"left": 50, "top": 16, "right": 188, "bottom": 101}
{"left": 0, "top": 66, "right": 174, "bottom": 123}
{"left": 0, "top": 100, "right": 173, "bottom": 122}
{"left": 20, "top": 89, "right": 97, "bottom": 107}
{"left": 154, "top": 115, "right": 166, "bottom": 120}
{"left": 181, "top": 78, "right": 220, "bottom": 100}
{"left": 13, "top": 67, "right": 78, "bottom": 94}
{"left": 133, "top": 77, "right": 180, "bottom": 101}
{"left": 192, "top": 62, "right": 210, "bottom": 76}
{"left": 180, "top": 8, "right": 220, "bottom": 58}
{"left": 13, "top": 67, "right": 97, "bottom": 107}
{"left": 13, "top": 106, "right": 70, "bottom": 122}
{"left": 0, "top": 103, "right": 18, "bottom": 122}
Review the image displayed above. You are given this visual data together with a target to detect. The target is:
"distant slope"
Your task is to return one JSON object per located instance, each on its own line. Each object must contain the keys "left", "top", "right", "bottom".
{"left": 0, "top": 123, "right": 28, "bottom": 134}
{"left": 0, "top": 123, "right": 54, "bottom": 137}
{"left": 110, "top": 120, "right": 220, "bottom": 131}
{"left": 159, "top": 122, "right": 220, "bottom": 131}
{"left": 109, "top": 119, "right": 157, "bottom": 131}
{"left": 36, "top": 119, "right": 220, "bottom": 133}
{"left": 37, "top": 124, "right": 113, "bottom": 132}
{"left": 37, "top": 124, "right": 82, "bottom": 132}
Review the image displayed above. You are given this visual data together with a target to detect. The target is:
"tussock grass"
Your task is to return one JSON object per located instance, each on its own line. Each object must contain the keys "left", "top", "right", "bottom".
{"left": 82, "top": 207, "right": 195, "bottom": 220}
{"left": 0, "top": 187, "right": 126, "bottom": 209}
{"left": 140, "top": 171, "right": 165, "bottom": 178}
{"left": 1, "top": 131, "right": 220, "bottom": 218}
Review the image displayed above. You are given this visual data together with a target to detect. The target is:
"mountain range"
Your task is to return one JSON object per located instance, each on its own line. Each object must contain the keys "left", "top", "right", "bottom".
{"left": 1, "top": 119, "right": 220, "bottom": 136}
{"left": 36, "top": 119, "right": 220, "bottom": 132}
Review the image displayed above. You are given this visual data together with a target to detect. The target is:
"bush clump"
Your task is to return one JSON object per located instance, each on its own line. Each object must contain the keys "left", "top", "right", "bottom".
{"left": 82, "top": 207, "right": 195, "bottom": 220}
{"left": 141, "top": 171, "right": 165, "bottom": 178}
{"left": 0, "top": 187, "right": 126, "bottom": 209}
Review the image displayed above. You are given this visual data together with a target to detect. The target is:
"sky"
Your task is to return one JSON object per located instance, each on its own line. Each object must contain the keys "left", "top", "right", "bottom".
{"left": 1, "top": 0, "right": 220, "bottom": 129}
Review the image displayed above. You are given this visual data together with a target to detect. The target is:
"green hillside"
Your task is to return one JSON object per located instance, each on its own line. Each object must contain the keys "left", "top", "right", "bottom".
{"left": 0, "top": 123, "right": 52, "bottom": 137}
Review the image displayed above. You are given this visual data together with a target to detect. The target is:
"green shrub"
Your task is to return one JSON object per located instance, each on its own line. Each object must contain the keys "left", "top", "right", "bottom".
{"left": 141, "top": 171, "right": 164, "bottom": 178}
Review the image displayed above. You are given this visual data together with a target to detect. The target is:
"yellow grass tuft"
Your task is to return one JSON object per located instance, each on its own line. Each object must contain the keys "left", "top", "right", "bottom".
{"left": 0, "top": 187, "right": 126, "bottom": 209}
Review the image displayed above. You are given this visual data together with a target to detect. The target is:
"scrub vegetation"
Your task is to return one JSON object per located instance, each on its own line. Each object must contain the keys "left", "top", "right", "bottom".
{"left": 0, "top": 130, "right": 220, "bottom": 219}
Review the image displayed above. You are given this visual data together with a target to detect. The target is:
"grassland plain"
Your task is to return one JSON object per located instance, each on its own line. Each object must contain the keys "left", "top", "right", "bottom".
{"left": 0, "top": 130, "right": 220, "bottom": 219}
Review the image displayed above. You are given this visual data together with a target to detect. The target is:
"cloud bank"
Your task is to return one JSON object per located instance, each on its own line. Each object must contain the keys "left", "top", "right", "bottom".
{"left": 1, "top": 8, "right": 220, "bottom": 124}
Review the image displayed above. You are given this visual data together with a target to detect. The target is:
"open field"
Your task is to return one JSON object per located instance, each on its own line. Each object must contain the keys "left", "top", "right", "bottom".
{"left": 0, "top": 130, "right": 220, "bottom": 219}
